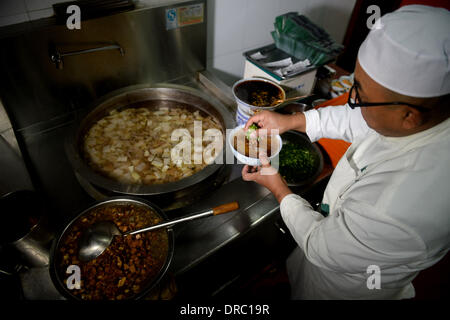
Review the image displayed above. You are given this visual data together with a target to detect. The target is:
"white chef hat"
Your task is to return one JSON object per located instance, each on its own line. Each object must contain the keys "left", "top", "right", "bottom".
{"left": 357, "top": 5, "right": 450, "bottom": 98}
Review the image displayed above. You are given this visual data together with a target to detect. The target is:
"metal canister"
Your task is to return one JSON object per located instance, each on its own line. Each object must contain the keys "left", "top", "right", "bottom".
{"left": 232, "top": 78, "right": 286, "bottom": 126}
{"left": 0, "top": 190, "right": 54, "bottom": 269}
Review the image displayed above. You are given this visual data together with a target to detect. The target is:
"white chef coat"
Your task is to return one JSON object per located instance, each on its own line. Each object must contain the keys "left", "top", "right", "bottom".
{"left": 280, "top": 104, "right": 450, "bottom": 300}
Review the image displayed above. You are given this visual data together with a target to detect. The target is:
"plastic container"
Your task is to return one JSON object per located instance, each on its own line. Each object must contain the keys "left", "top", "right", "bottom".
{"left": 339, "top": 75, "right": 353, "bottom": 89}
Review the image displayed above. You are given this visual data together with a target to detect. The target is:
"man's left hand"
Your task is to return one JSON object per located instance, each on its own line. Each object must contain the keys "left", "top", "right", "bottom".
{"left": 241, "top": 154, "right": 292, "bottom": 203}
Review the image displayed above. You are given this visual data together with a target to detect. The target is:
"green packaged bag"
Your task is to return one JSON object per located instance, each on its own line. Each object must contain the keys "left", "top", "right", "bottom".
{"left": 271, "top": 12, "right": 343, "bottom": 66}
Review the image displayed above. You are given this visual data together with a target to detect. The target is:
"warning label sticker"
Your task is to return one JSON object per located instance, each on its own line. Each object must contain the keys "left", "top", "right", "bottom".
{"left": 166, "top": 3, "right": 204, "bottom": 30}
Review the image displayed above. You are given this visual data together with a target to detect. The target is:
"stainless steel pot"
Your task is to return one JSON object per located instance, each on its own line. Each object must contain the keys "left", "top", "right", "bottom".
{"left": 65, "top": 83, "right": 234, "bottom": 197}
{"left": 49, "top": 197, "right": 175, "bottom": 300}
{"left": 0, "top": 190, "right": 54, "bottom": 269}
{"left": 280, "top": 130, "right": 324, "bottom": 187}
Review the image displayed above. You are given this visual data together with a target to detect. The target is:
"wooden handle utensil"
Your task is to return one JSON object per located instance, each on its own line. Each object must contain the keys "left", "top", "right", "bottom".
{"left": 212, "top": 201, "right": 240, "bottom": 215}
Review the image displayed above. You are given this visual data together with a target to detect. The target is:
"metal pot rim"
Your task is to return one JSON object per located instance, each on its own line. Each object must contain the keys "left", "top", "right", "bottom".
{"left": 65, "top": 83, "right": 234, "bottom": 196}
{"left": 49, "top": 196, "right": 175, "bottom": 301}
{"left": 232, "top": 77, "right": 287, "bottom": 110}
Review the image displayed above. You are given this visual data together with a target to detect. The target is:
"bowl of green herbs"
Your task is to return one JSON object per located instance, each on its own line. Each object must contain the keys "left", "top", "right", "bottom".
{"left": 279, "top": 131, "right": 323, "bottom": 187}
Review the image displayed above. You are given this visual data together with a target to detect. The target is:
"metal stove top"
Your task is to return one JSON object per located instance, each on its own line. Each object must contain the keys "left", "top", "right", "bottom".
{"left": 12, "top": 71, "right": 271, "bottom": 299}
{"left": 0, "top": 0, "right": 335, "bottom": 298}
{"left": 13, "top": 70, "right": 332, "bottom": 299}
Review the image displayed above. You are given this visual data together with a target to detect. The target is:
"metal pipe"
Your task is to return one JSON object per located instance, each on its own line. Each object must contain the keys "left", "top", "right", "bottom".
{"left": 49, "top": 43, "right": 124, "bottom": 69}
{"left": 59, "top": 44, "right": 124, "bottom": 57}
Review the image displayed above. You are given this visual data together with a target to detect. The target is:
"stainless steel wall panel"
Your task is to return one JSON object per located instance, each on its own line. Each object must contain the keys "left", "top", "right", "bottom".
{"left": 0, "top": 1, "right": 207, "bottom": 131}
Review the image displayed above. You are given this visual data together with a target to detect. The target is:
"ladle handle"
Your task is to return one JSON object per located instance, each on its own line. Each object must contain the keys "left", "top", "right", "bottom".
{"left": 212, "top": 201, "right": 240, "bottom": 215}
{"left": 287, "top": 94, "right": 309, "bottom": 102}
{"left": 124, "top": 201, "right": 239, "bottom": 235}
{"left": 277, "top": 94, "right": 309, "bottom": 104}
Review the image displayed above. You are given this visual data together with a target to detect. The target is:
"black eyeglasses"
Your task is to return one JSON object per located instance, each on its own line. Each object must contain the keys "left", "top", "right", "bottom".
{"left": 347, "top": 84, "right": 430, "bottom": 112}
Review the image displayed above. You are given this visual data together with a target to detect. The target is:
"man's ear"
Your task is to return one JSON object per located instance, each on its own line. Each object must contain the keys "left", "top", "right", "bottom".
{"left": 402, "top": 108, "right": 424, "bottom": 130}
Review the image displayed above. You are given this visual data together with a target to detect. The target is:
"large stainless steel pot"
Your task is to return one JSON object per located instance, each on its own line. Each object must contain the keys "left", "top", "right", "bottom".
{"left": 49, "top": 197, "right": 175, "bottom": 300}
{"left": 65, "top": 84, "right": 234, "bottom": 197}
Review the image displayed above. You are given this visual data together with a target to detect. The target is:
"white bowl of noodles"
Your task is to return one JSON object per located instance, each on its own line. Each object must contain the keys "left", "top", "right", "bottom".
{"left": 228, "top": 125, "right": 282, "bottom": 166}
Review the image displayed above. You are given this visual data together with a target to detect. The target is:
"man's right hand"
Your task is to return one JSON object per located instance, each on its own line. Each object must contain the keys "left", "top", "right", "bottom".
{"left": 244, "top": 110, "right": 307, "bottom": 135}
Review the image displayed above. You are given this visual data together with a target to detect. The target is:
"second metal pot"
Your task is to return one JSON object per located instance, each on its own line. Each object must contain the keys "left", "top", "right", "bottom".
{"left": 49, "top": 197, "right": 175, "bottom": 300}
{"left": 0, "top": 190, "right": 54, "bottom": 269}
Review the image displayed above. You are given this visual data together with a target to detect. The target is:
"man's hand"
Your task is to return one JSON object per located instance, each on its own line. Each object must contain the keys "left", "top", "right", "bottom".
{"left": 241, "top": 154, "right": 292, "bottom": 203}
{"left": 244, "top": 110, "right": 307, "bottom": 135}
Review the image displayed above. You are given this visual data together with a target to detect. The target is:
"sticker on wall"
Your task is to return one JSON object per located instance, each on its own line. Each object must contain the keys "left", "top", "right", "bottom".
{"left": 166, "top": 3, "right": 204, "bottom": 30}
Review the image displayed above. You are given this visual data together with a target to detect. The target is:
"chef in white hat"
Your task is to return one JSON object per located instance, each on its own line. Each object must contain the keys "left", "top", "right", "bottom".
{"left": 243, "top": 5, "right": 450, "bottom": 299}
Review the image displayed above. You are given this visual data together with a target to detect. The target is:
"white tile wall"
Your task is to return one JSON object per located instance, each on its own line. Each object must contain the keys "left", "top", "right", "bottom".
{"left": 276, "top": 0, "right": 310, "bottom": 16}
{"left": 207, "top": 51, "right": 246, "bottom": 83}
{"left": 210, "top": 0, "right": 249, "bottom": 58}
{"left": 0, "top": 13, "right": 29, "bottom": 27}
{"left": 26, "top": 7, "right": 54, "bottom": 20}
{"left": 0, "top": 0, "right": 27, "bottom": 26}
{"left": 208, "top": 0, "right": 357, "bottom": 84}
{"left": 0, "top": 0, "right": 59, "bottom": 26}
{"left": 24, "top": 0, "right": 61, "bottom": 12}
{"left": 243, "top": 0, "right": 279, "bottom": 51}
{"left": 304, "top": 0, "right": 357, "bottom": 45}
{"left": 0, "top": 0, "right": 27, "bottom": 16}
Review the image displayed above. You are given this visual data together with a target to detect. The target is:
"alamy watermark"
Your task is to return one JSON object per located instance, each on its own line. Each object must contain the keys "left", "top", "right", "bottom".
{"left": 67, "top": 263, "right": 383, "bottom": 290}
{"left": 366, "top": 265, "right": 381, "bottom": 290}
{"left": 66, "top": 265, "right": 81, "bottom": 290}
{"left": 169, "top": 124, "right": 280, "bottom": 174}
{"left": 366, "top": 5, "right": 383, "bottom": 30}
{"left": 66, "top": 5, "right": 81, "bottom": 30}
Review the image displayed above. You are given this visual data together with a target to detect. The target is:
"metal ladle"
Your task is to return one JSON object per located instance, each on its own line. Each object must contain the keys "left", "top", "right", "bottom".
{"left": 78, "top": 201, "right": 239, "bottom": 262}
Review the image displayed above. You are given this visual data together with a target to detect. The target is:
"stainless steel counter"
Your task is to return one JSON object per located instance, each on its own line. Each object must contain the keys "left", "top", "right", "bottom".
{"left": 9, "top": 71, "right": 333, "bottom": 299}
{"left": 0, "top": 1, "right": 332, "bottom": 299}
